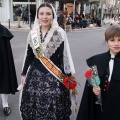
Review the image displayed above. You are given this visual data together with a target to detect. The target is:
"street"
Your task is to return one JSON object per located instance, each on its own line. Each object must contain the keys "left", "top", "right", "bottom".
{"left": 0, "top": 28, "right": 108, "bottom": 120}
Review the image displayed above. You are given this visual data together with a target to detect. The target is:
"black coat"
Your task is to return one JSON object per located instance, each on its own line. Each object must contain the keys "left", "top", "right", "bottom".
{"left": 77, "top": 51, "right": 120, "bottom": 120}
{"left": 0, "top": 24, "right": 18, "bottom": 94}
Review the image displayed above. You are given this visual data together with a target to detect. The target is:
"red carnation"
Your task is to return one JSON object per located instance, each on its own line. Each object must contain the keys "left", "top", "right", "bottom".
{"left": 63, "top": 76, "right": 77, "bottom": 90}
{"left": 85, "top": 69, "right": 93, "bottom": 78}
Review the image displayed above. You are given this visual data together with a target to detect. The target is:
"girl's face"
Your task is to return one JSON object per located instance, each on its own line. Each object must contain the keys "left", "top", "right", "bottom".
{"left": 106, "top": 36, "right": 120, "bottom": 55}
{"left": 38, "top": 7, "right": 53, "bottom": 27}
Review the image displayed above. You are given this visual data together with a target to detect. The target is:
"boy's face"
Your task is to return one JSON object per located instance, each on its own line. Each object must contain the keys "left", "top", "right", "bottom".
{"left": 106, "top": 36, "right": 120, "bottom": 55}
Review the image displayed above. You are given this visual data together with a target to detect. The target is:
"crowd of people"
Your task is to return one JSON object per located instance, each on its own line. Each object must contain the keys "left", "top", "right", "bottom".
{"left": 56, "top": 7, "right": 89, "bottom": 29}
{"left": 56, "top": 6, "right": 120, "bottom": 29}
{"left": 56, "top": 7, "right": 105, "bottom": 30}
{"left": 103, "top": 8, "right": 116, "bottom": 19}
{"left": 1, "top": 2, "right": 120, "bottom": 120}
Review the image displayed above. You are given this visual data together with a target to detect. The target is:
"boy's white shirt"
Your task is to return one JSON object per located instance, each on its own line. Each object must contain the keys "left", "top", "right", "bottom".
{"left": 108, "top": 53, "right": 115, "bottom": 82}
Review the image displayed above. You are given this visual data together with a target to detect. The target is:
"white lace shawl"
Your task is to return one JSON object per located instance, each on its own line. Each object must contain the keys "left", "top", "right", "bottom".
{"left": 23, "top": 26, "right": 75, "bottom": 75}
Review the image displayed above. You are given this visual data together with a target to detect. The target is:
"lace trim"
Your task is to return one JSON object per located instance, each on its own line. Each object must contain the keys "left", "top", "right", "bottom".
{"left": 44, "top": 31, "right": 63, "bottom": 58}
{"left": 64, "top": 48, "right": 71, "bottom": 74}
{"left": 28, "top": 27, "right": 56, "bottom": 58}
{"left": 55, "top": 27, "right": 71, "bottom": 74}
{"left": 40, "top": 26, "right": 56, "bottom": 52}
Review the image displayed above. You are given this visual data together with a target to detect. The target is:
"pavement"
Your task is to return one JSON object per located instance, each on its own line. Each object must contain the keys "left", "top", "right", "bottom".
{"left": 0, "top": 18, "right": 113, "bottom": 31}
{"left": 1, "top": 21, "right": 32, "bottom": 31}
{"left": 103, "top": 18, "right": 113, "bottom": 24}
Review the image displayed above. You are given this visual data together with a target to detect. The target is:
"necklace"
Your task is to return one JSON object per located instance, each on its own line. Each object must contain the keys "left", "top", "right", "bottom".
{"left": 40, "top": 26, "right": 51, "bottom": 43}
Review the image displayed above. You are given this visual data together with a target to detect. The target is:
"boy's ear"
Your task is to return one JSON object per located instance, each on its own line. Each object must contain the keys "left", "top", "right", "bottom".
{"left": 106, "top": 41, "right": 108, "bottom": 46}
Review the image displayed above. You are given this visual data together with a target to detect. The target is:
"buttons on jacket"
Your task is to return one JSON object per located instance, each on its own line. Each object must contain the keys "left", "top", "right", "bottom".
{"left": 106, "top": 75, "right": 108, "bottom": 77}
{"left": 104, "top": 80, "right": 108, "bottom": 91}
{"left": 103, "top": 74, "right": 110, "bottom": 92}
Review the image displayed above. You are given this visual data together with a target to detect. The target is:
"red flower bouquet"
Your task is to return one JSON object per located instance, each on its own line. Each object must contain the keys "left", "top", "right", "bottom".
{"left": 63, "top": 76, "right": 79, "bottom": 112}
{"left": 85, "top": 69, "right": 93, "bottom": 79}
{"left": 84, "top": 65, "right": 102, "bottom": 110}
{"left": 84, "top": 66, "right": 100, "bottom": 86}
{"left": 63, "top": 76, "right": 77, "bottom": 90}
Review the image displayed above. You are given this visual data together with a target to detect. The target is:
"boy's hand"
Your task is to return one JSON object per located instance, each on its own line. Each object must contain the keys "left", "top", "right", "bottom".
{"left": 93, "top": 86, "right": 101, "bottom": 95}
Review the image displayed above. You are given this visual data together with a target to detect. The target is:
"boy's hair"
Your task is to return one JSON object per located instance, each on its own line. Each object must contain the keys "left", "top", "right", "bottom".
{"left": 105, "top": 25, "right": 120, "bottom": 41}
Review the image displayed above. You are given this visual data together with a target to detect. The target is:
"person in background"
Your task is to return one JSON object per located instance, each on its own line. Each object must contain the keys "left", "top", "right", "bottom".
{"left": 96, "top": 14, "right": 101, "bottom": 27}
{"left": 56, "top": 6, "right": 60, "bottom": 22}
{"left": 15, "top": 5, "right": 22, "bottom": 28}
{"left": 78, "top": 14, "right": 83, "bottom": 28}
{"left": 0, "top": 24, "right": 18, "bottom": 116}
{"left": 82, "top": 16, "right": 88, "bottom": 28}
{"left": 66, "top": 14, "right": 75, "bottom": 29}
{"left": 58, "top": 10, "right": 65, "bottom": 29}
{"left": 22, "top": 8, "right": 28, "bottom": 24}
{"left": 110, "top": 15, "right": 119, "bottom": 26}
{"left": 74, "top": 14, "right": 79, "bottom": 28}
{"left": 92, "top": 15, "right": 97, "bottom": 24}
{"left": 77, "top": 25, "right": 120, "bottom": 120}
{"left": 64, "top": 8, "right": 68, "bottom": 19}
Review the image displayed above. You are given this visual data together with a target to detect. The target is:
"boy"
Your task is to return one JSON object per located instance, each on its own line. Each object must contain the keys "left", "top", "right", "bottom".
{"left": 77, "top": 25, "right": 120, "bottom": 120}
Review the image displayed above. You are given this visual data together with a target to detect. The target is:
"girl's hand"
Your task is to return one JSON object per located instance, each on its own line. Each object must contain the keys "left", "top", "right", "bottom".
{"left": 93, "top": 86, "right": 101, "bottom": 95}
{"left": 21, "top": 76, "right": 26, "bottom": 85}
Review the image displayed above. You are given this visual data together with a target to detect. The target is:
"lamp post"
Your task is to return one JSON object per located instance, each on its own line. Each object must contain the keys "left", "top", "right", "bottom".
{"left": 73, "top": 0, "right": 76, "bottom": 21}
{"left": 99, "top": 0, "right": 105, "bottom": 26}
{"left": 28, "top": 0, "right": 31, "bottom": 29}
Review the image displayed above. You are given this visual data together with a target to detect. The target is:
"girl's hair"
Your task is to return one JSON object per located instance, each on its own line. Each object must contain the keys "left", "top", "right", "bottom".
{"left": 105, "top": 25, "right": 120, "bottom": 41}
{"left": 37, "top": 2, "right": 54, "bottom": 19}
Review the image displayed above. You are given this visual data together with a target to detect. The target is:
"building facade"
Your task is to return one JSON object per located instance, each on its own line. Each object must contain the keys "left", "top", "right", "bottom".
{"left": 0, "top": 0, "right": 89, "bottom": 22}
{"left": 0, "top": 0, "right": 118, "bottom": 22}
{"left": 0, "top": 0, "right": 44, "bottom": 22}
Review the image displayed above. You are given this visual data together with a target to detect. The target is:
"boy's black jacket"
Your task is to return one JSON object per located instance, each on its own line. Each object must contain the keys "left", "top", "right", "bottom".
{"left": 77, "top": 51, "right": 120, "bottom": 120}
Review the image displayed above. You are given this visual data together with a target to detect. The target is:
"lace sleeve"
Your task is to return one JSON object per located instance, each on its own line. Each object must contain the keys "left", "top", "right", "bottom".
{"left": 57, "top": 27, "right": 75, "bottom": 75}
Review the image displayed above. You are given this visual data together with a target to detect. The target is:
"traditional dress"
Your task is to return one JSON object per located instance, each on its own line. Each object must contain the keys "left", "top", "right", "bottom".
{"left": 19, "top": 24, "right": 75, "bottom": 120}
{"left": 77, "top": 51, "right": 120, "bottom": 120}
{"left": 0, "top": 24, "right": 18, "bottom": 94}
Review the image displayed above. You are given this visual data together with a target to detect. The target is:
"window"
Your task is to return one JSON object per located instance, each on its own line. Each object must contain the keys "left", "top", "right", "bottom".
{"left": 13, "top": 0, "right": 35, "bottom": 2}
{"left": 0, "top": 0, "right": 2, "bottom": 7}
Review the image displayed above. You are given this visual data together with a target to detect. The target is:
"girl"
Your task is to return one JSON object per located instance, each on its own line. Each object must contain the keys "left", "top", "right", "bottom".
{"left": 20, "top": 2, "right": 75, "bottom": 120}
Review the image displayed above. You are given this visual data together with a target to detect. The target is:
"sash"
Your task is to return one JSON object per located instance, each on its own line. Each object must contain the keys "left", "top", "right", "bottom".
{"left": 30, "top": 30, "right": 64, "bottom": 82}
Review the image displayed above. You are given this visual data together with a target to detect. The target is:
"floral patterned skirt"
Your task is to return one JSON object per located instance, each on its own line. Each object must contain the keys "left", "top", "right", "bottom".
{"left": 20, "top": 65, "right": 71, "bottom": 120}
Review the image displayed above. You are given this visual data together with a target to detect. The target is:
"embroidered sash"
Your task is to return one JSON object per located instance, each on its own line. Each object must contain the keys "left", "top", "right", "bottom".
{"left": 31, "top": 30, "right": 64, "bottom": 82}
